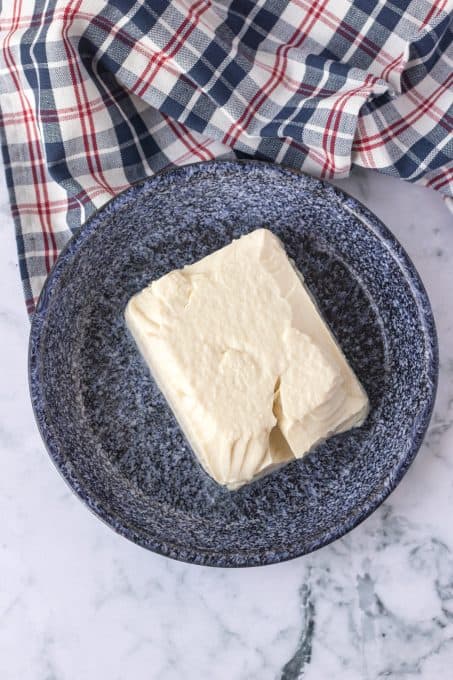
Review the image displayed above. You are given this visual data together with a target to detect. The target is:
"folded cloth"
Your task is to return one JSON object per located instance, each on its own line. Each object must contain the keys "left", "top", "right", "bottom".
{"left": 0, "top": 1, "right": 452, "bottom": 315}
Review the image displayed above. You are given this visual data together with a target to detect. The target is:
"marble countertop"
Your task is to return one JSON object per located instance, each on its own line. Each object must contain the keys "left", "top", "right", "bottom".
{"left": 1, "top": 159, "right": 452, "bottom": 680}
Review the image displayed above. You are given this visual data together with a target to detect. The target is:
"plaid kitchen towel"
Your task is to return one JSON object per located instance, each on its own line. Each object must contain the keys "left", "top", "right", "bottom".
{"left": 0, "top": 1, "right": 452, "bottom": 315}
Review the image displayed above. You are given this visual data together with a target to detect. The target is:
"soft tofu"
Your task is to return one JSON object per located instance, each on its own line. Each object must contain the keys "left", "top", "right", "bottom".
{"left": 125, "top": 228, "right": 369, "bottom": 489}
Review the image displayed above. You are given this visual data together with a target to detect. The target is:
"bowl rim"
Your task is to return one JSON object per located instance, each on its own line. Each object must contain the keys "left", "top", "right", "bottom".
{"left": 28, "top": 159, "right": 439, "bottom": 567}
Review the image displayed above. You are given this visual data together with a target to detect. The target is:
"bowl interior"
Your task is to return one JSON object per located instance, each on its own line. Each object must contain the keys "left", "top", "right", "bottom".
{"left": 30, "top": 162, "right": 437, "bottom": 566}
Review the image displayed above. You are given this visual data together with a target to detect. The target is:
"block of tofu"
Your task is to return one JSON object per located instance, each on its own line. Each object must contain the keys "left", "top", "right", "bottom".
{"left": 125, "top": 229, "right": 369, "bottom": 490}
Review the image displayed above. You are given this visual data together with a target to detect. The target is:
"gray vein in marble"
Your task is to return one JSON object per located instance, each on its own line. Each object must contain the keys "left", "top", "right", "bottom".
{"left": 281, "top": 579, "right": 315, "bottom": 680}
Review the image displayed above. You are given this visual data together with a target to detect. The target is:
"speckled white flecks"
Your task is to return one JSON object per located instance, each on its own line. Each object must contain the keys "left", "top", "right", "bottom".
{"left": 1, "top": 162, "right": 452, "bottom": 680}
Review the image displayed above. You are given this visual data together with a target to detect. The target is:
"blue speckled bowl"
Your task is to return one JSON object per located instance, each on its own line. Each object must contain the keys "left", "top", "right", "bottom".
{"left": 29, "top": 161, "right": 438, "bottom": 567}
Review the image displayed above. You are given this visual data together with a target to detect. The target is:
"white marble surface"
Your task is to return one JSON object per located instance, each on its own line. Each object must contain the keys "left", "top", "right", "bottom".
{"left": 1, "top": 160, "right": 452, "bottom": 680}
